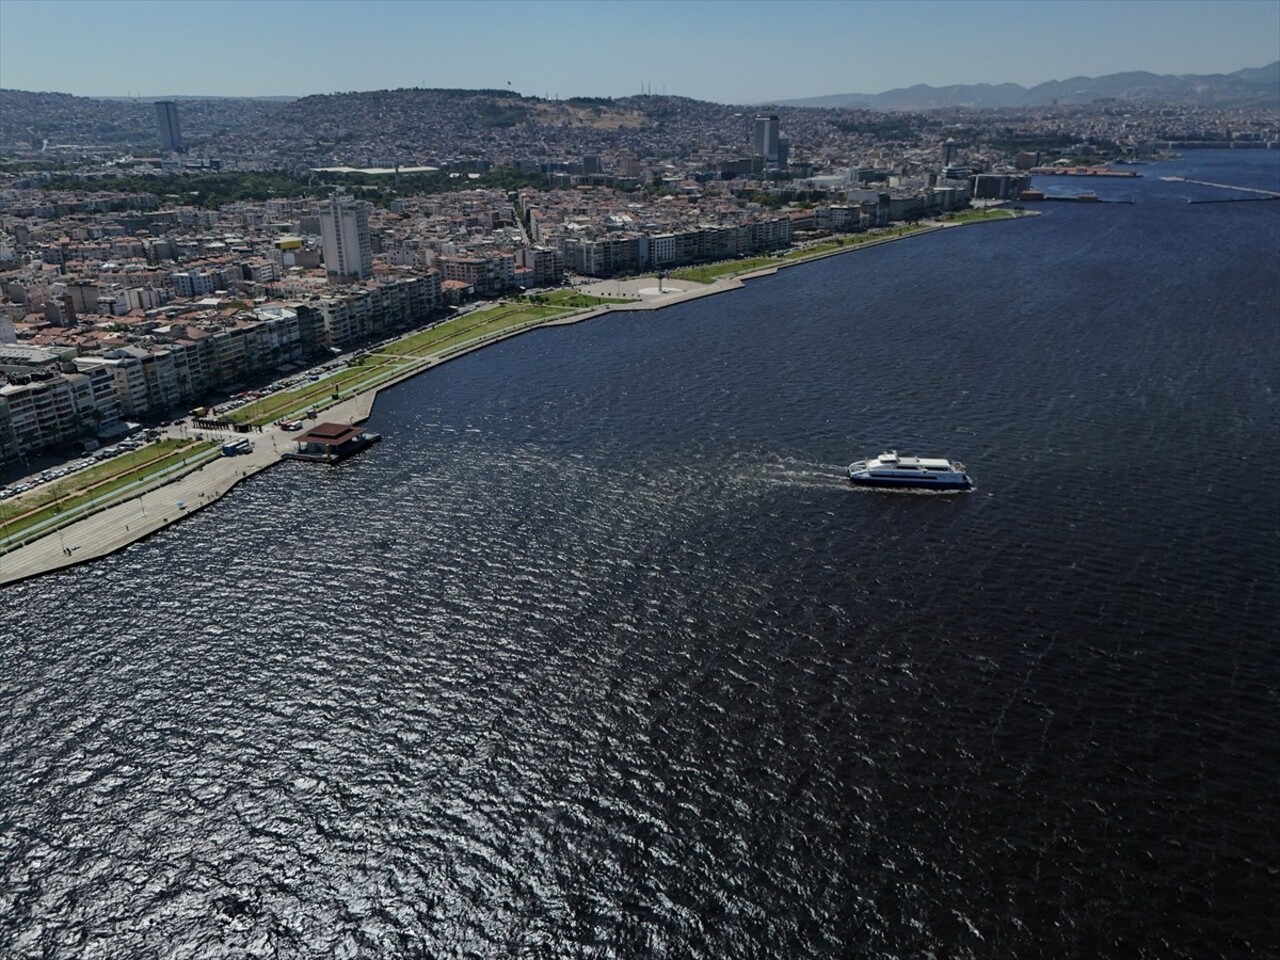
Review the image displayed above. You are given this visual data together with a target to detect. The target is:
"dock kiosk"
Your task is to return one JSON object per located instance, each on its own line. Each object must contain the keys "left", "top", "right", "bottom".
{"left": 283, "top": 422, "right": 380, "bottom": 464}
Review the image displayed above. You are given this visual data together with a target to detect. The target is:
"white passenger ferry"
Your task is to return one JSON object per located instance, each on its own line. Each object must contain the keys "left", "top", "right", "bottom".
{"left": 848, "top": 451, "right": 973, "bottom": 490}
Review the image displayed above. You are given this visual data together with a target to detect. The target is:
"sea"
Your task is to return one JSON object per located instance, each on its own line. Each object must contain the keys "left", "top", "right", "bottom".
{"left": 2, "top": 150, "right": 1278, "bottom": 959}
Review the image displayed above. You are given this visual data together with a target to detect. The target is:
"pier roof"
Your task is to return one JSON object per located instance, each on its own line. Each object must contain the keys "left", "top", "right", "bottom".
{"left": 295, "top": 422, "right": 362, "bottom": 446}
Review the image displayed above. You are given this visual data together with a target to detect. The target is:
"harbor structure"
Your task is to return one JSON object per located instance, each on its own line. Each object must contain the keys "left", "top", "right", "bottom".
{"left": 1029, "top": 165, "right": 1139, "bottom": 178}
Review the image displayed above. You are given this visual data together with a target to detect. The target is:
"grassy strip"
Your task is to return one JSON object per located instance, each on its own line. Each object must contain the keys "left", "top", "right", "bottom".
{"left": 672, "top": 218, "right": 1022, "bottom": 284}
{"left": 227, "top": 357, "right": 406, "bottom": 425}
{"left": 396, "top": 307, "right": 568, "bottom": 357}
{"left": 295, "top": 361, "right": 423, "bottom": 415}
{"left": 674, "top": 257, "right": 778, "bottom": 284}
{"left": 531, "top": 290, "right": 631, "bottom": 307}
{"left": 230, "top": 302, "right": 580, "bottom": 426}
{"left": 941, "top": 208, "right": 1021, "bottom": 224}
{"left": 0, "top": 442, "right": 217, "bottom": 544}
{"left": 379, "top": 303, "right": 569, "bottom": 358}
{"left": 5, "top": 440, "right": 191, "bottom": 515}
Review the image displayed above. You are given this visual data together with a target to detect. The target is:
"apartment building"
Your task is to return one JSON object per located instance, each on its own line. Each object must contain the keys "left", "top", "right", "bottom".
{"left": 560, "top": 235, "right": 644, "bottom": 277}
{"left": 435, "top": 254, "right": 516, "bottom": 297}
{"left": 0, "top": 400, "right": 18, "bottom": 468}
{"left": 296, "top": 275, "right": 440, "bottom": 350}
{"left": 514, "top": 246, "right": 564, "bottom": 288}
{"left": 73, "top": 352, "right": 153, "bottom": 419}
{"left": 171, "top": 270, "right": 219, "bottom": 298}
{"left": 559, "top": 218, "right": 793, "bottom": 278}
{"left": 0, "top": 366, "right": 120, "bottom": 461}
{"left": 319, "top": 195, "right": 373, "bottom": 281}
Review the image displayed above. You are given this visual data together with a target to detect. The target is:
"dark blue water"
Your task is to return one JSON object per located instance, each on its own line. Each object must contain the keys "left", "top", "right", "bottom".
{"left": 3, "top": 151, "right": 1278, "bottom": 959}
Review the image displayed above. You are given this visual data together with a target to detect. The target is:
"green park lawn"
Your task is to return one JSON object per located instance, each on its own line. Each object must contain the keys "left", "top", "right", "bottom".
{"left": 941, "top": 207, "right": 1022, "bottom": 223}
{"left": 673, "top": 257, "right": 780, "bottom": 284}
{"left": 532, "top": 290, "right": 631, "bottom": 307}
{"left": 228, "top": 300, "right": 583, "bottom": 426}
{"left": 377, "top": 302, "right": 570, "bottom": 358}
{"left": 225, "top": 356, "right": 407, "bottom": 426}
{"left": 0, "top": 439, "right": 218, "bottom": 546}
{"left": 673, "top": 221, "right": 970, "bottom": 284}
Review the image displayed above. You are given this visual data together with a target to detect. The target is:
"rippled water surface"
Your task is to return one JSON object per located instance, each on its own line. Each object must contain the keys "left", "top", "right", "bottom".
{"left": 3, "top": 152, "right": 1279, "bottom": 959}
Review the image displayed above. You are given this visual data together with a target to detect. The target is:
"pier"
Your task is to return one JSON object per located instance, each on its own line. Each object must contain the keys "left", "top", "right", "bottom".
{"left": 282, "top": 422, "right": 381, "bottom": 463}
{"left": 1187, "top": 196, "right": 1280, "bottom": 205}
{"left": 1030, "top": 166, "right": 1140, "bottom": 178}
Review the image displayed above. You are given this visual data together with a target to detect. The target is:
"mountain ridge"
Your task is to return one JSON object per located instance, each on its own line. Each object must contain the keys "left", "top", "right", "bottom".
{"left": 770, "top": 62, "right": 1280, "bottom": 110}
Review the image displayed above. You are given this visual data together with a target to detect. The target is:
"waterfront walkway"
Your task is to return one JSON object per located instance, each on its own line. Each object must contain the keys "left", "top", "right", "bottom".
{"left": 0, "top": 278, "right": 744, "bottom": 585}
{"left": 0, "top": 386, "right": 391, "bottom": 585}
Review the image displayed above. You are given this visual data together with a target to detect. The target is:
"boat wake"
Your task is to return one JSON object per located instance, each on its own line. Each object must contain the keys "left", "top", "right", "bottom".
{"left": 748, "top": 458, "right": 852, "bottom": 489}
{"left": 731, "top": 454, "right": 979, "bottom": 494}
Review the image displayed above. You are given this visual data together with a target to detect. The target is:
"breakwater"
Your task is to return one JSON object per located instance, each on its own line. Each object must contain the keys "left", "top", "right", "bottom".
{"left": 1159, "top": 174, "right": 1280, "bottom": 197}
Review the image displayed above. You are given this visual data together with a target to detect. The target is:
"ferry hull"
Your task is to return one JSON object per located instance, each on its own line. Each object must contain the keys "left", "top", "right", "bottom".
{"left": 849, "top": 474, "right": 972, "bottom": 491}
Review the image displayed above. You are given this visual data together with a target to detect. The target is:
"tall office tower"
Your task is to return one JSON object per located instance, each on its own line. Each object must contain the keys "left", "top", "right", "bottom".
{"left": 942, "top": 137, "right": 959, "bottom": 165}
{"left": 155, "top": 101, "right": 184, "bottom": 153}
{"left": 753, "top": 113, "right": 780, "bottom": 165}
{"left": 319, "top": 195, "right": 373, "bottom": 280}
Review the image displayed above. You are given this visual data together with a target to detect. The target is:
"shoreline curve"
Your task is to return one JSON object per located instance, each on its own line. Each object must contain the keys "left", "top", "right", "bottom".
{"left": 0, "top": 213, "right": 1033, "bottom": 586}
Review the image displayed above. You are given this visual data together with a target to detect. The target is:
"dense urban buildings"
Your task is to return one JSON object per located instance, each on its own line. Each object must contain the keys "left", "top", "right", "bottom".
{"left": 0, "top": 79, "right": 1276, "bottom": 470}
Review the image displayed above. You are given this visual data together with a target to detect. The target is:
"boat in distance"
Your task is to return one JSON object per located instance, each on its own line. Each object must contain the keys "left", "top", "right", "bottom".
{"left": 848, "top": 451, "right": 973, "bottom": 490}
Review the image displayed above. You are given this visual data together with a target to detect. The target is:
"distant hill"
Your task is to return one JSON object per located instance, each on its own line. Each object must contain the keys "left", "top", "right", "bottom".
{"left": 97, "top": 95, "right": 298, "bottom": 103}
{"left": 1, "top": 86, "right": 879, "bottom": 164}
{"left": 0, "top": 90, "right": 289, "bottom": 152}
{"left": 773, "top": 63, "right": 1280, "bottom": 110}
{"left": 3, "top": 68, "right": 1275, "bottom": 165}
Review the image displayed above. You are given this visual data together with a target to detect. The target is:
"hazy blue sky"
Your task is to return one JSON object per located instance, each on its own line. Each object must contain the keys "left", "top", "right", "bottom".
{"left": 1, "top": 0, "right": 1276, "bottom": 103}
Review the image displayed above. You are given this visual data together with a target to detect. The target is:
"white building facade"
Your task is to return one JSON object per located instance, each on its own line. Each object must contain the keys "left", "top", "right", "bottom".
{"left": 319, "top": 196, "right": 373, "bottom": 281}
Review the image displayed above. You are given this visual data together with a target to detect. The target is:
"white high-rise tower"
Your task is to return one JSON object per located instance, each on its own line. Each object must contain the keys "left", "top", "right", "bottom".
{"left": 155, "top": 101, "right": 184, "bottom": 153}
{"left": 319, "top": 196, "right": 373, "bottom": 281}
{"left": 753, "top": 113, "right": 780, "bottom": 166}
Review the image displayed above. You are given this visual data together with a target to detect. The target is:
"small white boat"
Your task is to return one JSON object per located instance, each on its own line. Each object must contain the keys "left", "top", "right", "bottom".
{"left": 848, "top": 450, "right": 973, "bottom": 490}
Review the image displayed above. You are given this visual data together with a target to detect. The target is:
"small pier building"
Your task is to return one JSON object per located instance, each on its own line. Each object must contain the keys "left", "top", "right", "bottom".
{"left": 283, "top": 422, "right": 380, "bottom": 463}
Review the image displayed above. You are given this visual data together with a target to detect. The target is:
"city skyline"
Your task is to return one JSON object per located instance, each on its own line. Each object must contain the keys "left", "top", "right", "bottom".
{"left": 0, "top": 0, "right": 1277, "bottom": 104}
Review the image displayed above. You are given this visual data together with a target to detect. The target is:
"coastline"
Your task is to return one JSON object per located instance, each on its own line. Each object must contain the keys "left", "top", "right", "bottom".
{"left": 0, "top": 213, "right": 1033, "bottom": 586}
